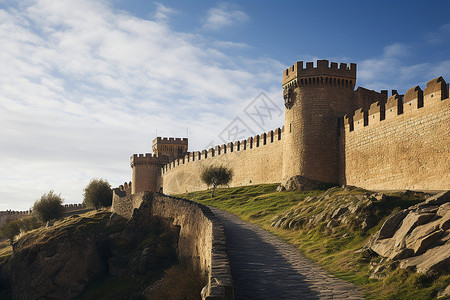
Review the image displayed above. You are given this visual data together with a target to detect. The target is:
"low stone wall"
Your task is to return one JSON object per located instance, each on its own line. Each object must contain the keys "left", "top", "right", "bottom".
{"left": 111, "top": 192, "right": 234, "bottom": 300}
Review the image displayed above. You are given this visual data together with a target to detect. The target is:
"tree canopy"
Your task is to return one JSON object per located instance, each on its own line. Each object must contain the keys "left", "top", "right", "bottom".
{"left": 200, "top": 165, "right": 233, "bottom": 197}
{"left": 83, "top": 178, "right": 113, "bottom": 209}
{"left": 32, "top": 190, "right": 64, "bottom": 223}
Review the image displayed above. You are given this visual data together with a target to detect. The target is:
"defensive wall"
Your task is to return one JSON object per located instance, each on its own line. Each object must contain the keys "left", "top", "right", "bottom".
{"left": 123, "top": 59, "right": 450, "bottom": 196}
{"left": 161, "top": 128, "right": 284, "bottom": 194}
{"left": 339, "top": 77, "right": 450, "bottom": 190}
{"left": 111, "top": 191, "right": 234, "bottom": 300}
{"left": 0, "top": 204, "right": 87, "bottom": 227}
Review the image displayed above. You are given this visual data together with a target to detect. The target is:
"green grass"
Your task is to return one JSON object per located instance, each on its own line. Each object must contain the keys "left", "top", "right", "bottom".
{"left": 178, "top": 184, "right": 449, "bottom": 300}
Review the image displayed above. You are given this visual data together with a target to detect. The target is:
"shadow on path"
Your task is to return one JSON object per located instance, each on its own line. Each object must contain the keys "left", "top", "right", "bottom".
{"left": 210, "top": 207, "right": 363, "bottom": 300}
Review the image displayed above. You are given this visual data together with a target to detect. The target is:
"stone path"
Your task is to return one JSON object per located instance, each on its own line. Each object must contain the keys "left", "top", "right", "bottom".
{"left": 209, "top": 207, "right": 363, "bottom": 300}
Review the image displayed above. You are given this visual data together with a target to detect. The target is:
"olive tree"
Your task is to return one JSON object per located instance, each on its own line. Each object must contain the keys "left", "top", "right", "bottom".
{"left": 83, "top": 178, "right": 113, "bottom": 209}
{"left": 0, "top": 217, "right": 42, "bottom": 244}
{"left": 32, "top": 190, "right": 64, "bottom": 223}
{"left": 0, "top": 219, "right": 21, "bottom": 244}
{"left": 200, "top": 165, "right": 233, "bottom": 197}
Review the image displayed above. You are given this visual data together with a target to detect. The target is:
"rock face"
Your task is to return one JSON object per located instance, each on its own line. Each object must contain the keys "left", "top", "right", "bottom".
{"left": 369, "top": 191, "right": 450, "bottom": 275}
{"left": 9, "top": 204, "right": 179, "bottom": 299}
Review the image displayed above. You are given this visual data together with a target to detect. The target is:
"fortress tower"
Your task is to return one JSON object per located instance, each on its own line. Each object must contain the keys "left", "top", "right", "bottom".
{"left": 152, "top": 137, "right": 188, "bottom": 162}
{"left": 282, "top": 60, "right": 358, "bottom": 183}
{"left": 131, "top": 137, "right": 189, "bottom": 194}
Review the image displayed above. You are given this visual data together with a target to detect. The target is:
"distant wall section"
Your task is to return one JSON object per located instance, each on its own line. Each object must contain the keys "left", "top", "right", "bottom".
{"left": 161, "top": 128, "right": 284, "bottom": 195}
{"left": 339, "top": 77, "right": 450, "bottom": 190}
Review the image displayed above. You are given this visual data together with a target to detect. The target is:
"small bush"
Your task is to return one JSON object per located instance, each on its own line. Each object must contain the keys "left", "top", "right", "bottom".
{"left": 200, "top": 165, "right": 233, "bottom": 197}
{"left": 83, "top": 179, "right": 113, "bottom": 209}
{"left": 0, "top": 220, "right": 21, "bottom": 244}
{"left": 33, "top": 190, "right": 64, "bottom": 223}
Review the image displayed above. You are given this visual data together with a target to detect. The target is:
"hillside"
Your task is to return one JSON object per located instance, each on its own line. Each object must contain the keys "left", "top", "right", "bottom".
{"left": 179, "top": 184, "right": 450, "bottom": 300}
{"left": 0, "top": 208, "right": 204, "bottom": 299}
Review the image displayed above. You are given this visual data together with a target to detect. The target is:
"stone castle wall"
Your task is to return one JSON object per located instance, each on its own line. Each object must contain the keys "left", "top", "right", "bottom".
{"left": 339, "top": 77, "right": 450, "bottom": 190}
{"left": 127, "top": 61, "right": 450, "bottom": 195}
{"left": 111, "top": 192, "right": 234, "bottom": 300}
{"left": 161, "top": 128, "right": 284, "bottom": 194}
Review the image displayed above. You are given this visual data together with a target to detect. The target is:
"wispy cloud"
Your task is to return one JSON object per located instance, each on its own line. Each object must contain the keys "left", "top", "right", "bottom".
{"left": 426, "top": 23, "right": 450, "bottom": 44}
{"left": 153, "top": 2, "right": 177, "bottom": 22}
{"left": 202, "top": 3, "right": 249, "bottom": 31}
{"left": 358, "top": 43, "right": 433, "bottom": 92}
{"left": 0, "top": 0, "right": 282, "bottom": 210}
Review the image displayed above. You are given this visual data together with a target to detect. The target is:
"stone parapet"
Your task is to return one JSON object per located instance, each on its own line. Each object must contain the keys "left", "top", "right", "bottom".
{"left": 111, "top": 192, "right": 234, "bottom": 300}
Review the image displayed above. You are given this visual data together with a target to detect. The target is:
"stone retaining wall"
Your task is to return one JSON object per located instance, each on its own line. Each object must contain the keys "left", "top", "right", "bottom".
{"left": 111, "top": 192, "right": 234, "bottom": 300}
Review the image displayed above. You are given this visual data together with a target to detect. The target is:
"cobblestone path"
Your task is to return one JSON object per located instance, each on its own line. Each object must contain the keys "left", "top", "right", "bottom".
{"left": 209, "top": 207, "right": 364, "bottom": 300}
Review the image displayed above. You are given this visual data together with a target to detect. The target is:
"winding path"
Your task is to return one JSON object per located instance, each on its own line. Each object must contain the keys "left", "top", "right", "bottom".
{"left": 209, "top": 207, "right": 363, "bottom": 300}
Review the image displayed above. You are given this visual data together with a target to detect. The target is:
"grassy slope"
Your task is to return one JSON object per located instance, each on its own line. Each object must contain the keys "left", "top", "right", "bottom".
{"left": 178, "top": 184, "right": 450, "bottom": 300}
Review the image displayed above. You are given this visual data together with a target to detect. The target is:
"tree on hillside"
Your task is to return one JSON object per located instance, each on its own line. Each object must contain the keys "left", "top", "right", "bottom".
{"left": 200, "top": 165, "right": 233, "bottom": 197}
{"left": 83, "top": 178, "right": 113, "bottom": 209}
{"left": 0, "top": 219, "right": 21, "bottom": 245}
{"left": 32, "top": 190, "right": 65, "bottom": 223}
{"left": 0, "top": 217, "right": 42, "bottom": 244}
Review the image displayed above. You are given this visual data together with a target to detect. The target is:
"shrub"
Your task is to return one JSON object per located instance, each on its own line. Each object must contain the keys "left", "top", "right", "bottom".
{"left": 0, "top": 220, "right": 21, "bottom": 244}
{"left": 32, "top": 190, "right": 64, "bottom": 223}
{"left": 83, "top": 179, "right": 113, "bottom": 209}
{"left": 200, "top": 165, "right": 233, "bottom": 197}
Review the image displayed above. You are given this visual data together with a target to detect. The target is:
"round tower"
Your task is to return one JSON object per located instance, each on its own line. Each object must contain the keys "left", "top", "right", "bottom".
{"left": 282, "top": 60, "right": 357, "bottom": 183}
{"left": 130, "top": 154, "right": 162, "bottom": 193}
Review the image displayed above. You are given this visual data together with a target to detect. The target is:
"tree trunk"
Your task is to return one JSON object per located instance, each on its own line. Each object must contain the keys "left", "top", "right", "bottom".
{"left": 211, "top": 185, "right": 216, "bottom": 197}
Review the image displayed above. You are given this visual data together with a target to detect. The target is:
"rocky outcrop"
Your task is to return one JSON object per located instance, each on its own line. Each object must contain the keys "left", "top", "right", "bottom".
{"left": 9, "top": 206, "right": 179, "bottom": 299}
{"left": 271, "top": 186, "right": 390, "bottom": 232}
{"left": 277, "top": 176, "right": 330, "bottom": 191}
{"left": 369, "top": 191, "right": 450, "bottom": 275}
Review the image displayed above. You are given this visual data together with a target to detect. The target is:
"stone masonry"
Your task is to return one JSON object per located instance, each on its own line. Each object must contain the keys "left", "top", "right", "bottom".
{"left": 119, "top": 59, "right": 449, "bottom": 195}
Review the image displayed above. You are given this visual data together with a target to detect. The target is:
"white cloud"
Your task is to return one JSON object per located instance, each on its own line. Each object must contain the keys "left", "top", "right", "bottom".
{"left": 153, "top": 2, "right": 176, "bottom": 22}
{"left": 202, "top": 3, "right": 249, "bottom": 31}
{"left": 0, "top": 0, "right": 282, "bottom": 210}
{"left": 213, "top": 40, "right": 249, "bottom": 49}
{"left": 358, "top": 43, "right": 434, "bottom": 92}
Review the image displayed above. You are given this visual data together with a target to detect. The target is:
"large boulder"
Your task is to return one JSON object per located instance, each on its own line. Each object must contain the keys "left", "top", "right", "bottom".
{"left": 278, "top": 175, "right": 330, "bottom": 191}
{"left": 369, "top": 191, "right": 450, "bottom": 275}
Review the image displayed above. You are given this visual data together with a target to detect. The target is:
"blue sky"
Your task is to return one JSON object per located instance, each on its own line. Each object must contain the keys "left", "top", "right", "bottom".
{"left": 0, "top": 0, "right": 449, "bottom": 210}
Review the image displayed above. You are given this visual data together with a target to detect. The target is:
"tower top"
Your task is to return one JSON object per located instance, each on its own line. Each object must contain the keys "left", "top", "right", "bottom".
{"left": 282, "top": 60, "right": 356, "bottom": 86}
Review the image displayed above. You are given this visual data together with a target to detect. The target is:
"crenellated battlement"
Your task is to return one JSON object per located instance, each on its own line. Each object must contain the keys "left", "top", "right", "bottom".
{"left": 161, "top": 126, "right": 284, "bottom": 174}
{"left": 283, "top": 59, "right": 356, "bottom": 86}
{"left": 130, "top": 153, "right": 161, "bottom": 167}
{"left": 342, "top": 76, "right": 449, "bottom": 133}
{"left": 0, "top": 210, "right": 32, "bottom": 215}
{"left": 152, "top": 137, "right": 188, "bottom": 146}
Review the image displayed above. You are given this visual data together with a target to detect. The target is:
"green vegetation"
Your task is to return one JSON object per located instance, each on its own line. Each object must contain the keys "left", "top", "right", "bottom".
{"left": 32, "top": 190, "right": 64, "bottom": 223}
{"left": 0, "top": 217, "right": 42, "bottom": 244}
{"left": 200, "top": 165, "right": 233, "bottom": 197}
{"left": 0, "top": 221, "right": 20, "bottom": 245}
{"left": 83, "top": 178, "right": 113, "bottom": 209}
{"left": 0, "top": 240, "right": 12, "bottom": 264}
{"left": 178, "top": 184, "right": 450, "bottom": 300}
